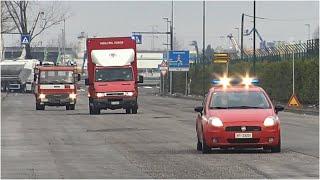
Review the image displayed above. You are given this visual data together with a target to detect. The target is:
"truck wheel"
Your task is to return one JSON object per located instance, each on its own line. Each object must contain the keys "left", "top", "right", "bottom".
{"left": 70, "top": 104, "right": 75, "bottom": 110}
{"left": 36, "top": 103, "right": 45, "bottom": 110}
{"left": 125, "top": 109, "right": 131, "bottom": 114}
{"left": 132, "top": 107, "right": 138, "bottom": 114}
{"left": 89, "top": 105, "right": 100, "bottom": 115}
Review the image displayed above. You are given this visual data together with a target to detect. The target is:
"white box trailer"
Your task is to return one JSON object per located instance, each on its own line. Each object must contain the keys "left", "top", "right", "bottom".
{"left": 0, "top": 59, "right": 39, "bottom": 92}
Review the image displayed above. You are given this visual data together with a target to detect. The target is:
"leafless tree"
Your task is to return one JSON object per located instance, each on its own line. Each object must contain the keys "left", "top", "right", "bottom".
{"left": 4, "top": 0, "right": 68, "bottom": 59}
{"left": 1, "top": 1, "right": 17, "bottom": 34}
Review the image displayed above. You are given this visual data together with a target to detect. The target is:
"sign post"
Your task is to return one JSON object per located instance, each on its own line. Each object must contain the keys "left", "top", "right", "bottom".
{"left": 158, "top": 60, "right": 168, "bottom": 95}
{"left": 168, "top": 51, "right": 190, "bottom": 95}
{"left": 287, "top": 52, "right": 302, "bottom": 108}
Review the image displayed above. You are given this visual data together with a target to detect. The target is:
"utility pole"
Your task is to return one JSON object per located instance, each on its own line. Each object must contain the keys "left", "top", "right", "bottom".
{"left": 169, "top": 0, "right": 174, "bottom": 94}
{"left": 253, "top": 0, "right": 256, "bottom": 75}
{"left": 202, "top": 0, "right": 206, "bottom": 97}
{"left": 241, "top": 13, "right": 244, "bottom": 60}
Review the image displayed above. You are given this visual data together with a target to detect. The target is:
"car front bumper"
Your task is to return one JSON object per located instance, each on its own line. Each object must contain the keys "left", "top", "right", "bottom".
{"left": 38, "top": 98, "right": 76, "bottom": 106}
{"left": 90, "top": 97, "right": 137, "bottom": 110}
{"left": 203, "top": 126, "right": 280, "bottom": 148}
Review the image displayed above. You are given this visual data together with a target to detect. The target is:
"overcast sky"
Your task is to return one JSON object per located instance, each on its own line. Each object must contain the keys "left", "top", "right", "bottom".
{"left": 4, "top": 1, "right": 319, "bottom": 50}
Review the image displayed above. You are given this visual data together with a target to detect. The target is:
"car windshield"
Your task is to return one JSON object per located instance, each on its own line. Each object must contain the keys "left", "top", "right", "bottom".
{"left": 95, "top": 68, "right": 133, "bottom": 82}
{"left": 210, "top": 91, "right": 271, "bottom": 109}
{"left": 40, "top": 71, "right": 74, "bottom": 84}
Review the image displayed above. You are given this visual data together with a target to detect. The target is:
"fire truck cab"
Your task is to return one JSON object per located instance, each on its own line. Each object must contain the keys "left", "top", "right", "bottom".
{"left": 34, "top": 65, "right": 81, "bottom": 110}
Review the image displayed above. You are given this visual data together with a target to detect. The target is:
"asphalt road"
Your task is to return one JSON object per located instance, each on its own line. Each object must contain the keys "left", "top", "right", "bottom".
{"left": 1, "top": 87, "right": 319, "bottom": 178}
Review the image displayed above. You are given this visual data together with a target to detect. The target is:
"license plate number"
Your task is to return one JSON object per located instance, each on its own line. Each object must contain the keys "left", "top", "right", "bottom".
{"left": 235, "top": 133, "right": 252, "bottom": 139}
{"left": 111, "top": 101, "right": 120, "bottom": 105}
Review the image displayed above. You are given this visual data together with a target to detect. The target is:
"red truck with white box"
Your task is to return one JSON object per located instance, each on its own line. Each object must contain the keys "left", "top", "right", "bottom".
{"left": 85, "top": 37, "right": 143, "bottom": 114}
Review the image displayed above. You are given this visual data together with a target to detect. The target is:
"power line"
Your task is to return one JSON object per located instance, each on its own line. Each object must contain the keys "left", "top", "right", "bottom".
{"left": 244, "top": 14, "right": 317, "bottom": 22}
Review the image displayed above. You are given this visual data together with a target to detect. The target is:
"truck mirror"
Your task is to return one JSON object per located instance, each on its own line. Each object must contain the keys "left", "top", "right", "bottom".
{"left": 77, "top": 74, "right": 81, "bottom": 81}
{"left": 85, "top": 78, "right": 89, "bottom": 86}
{"left": 138, "top": 75, "right": 144, "bottom": 83}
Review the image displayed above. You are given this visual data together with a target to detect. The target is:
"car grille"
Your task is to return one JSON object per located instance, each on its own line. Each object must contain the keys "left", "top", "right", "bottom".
{"left": 227, "top": 138, "right": 260, "bottom": 143}
{"left": 47, "top": 94, "right": 69, "bottom": 100}
{"left": 225, "top": 126, "right": 261, "bottom": 132}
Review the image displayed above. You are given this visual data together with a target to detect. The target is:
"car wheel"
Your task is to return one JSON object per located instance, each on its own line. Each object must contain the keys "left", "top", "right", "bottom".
{"left": 201, "top": 133, "right": 211, "bottom": 154}
{"left": 66, "top": 105, "right": 70, "bottom": 110}
{"left": 271, "top": 138, "right": 281, "bottom": 153}
{"left": 126, "top": 108, "right": 131, "bottom": 114}
{"left": 197, "top": 139, "right": 202, "bottom": 151}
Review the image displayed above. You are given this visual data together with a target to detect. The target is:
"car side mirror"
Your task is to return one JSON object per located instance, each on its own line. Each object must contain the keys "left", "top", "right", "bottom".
{"left": 137, "top": 75, "right": 144, "bottom": 83}
{"left": 77, "top": 74, "right": 81, "bottom": 81}
{"left": 194, "top": 106, "right": 203, "bottom": 114}
{"left": 85, "top": 78, "right": 89, "bottom": 86}
{"left": 275, "top": 105, "right": 284, "bottom": 114}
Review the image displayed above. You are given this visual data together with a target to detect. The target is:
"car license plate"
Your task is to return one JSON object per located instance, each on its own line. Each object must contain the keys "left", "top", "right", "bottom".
{"left": 111, "top": 101, "right": 120, "bottom": 105}
{"left": 235, "top": 133, "right": 252, "bottom": 139}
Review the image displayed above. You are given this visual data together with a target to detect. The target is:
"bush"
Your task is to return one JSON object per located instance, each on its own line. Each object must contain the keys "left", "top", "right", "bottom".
{"left": 177, "top": 57, "right": 319, "bottom": 105}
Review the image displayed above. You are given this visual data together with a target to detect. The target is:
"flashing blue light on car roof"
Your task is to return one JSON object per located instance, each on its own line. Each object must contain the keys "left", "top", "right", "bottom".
{"left": 211, "top": 77, "right": 259, "bottom": 86}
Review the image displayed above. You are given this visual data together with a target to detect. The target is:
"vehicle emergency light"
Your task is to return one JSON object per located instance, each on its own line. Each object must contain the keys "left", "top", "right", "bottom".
{"left": 211, "top": 77, "right": 259, "bottom": 86}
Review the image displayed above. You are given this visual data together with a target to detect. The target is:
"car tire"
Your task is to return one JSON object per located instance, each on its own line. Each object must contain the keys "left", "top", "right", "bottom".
{"left": 126, "top": 108, "right": 131, "bottom": 114}
{"left": 201, "top": 133, "right": 211, "bottom": 154}
{"left": 197, "top": 140, "right": 202, "bottom": 151}
{"left": 271, "top": 138, "right": 281, "bottom": 153}
{"left": 66, "top": 105, "right": 70, "bottom": 110}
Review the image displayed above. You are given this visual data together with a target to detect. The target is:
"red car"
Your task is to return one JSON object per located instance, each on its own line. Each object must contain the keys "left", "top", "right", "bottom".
{"left": 195, "top": 77, "right": 284, "bottom": 153}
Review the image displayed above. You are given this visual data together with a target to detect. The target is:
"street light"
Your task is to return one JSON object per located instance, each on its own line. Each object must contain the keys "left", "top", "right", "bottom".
{"left": 202, "top": 0, "right": 206, "bottom": 97}
{"left": 305, "top": 23, "right": 310, "bottom": 41}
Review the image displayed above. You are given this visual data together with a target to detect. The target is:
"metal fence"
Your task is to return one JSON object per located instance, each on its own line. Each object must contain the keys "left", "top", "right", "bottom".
{"left": 230, "top": 39, "right": 319, "bottom": 62}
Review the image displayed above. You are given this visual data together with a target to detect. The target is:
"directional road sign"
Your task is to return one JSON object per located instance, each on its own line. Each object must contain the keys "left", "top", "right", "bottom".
{"left": 213, "top": 53, "right": 229, "bottom": 64}
{"left": 168, "top": 50, "right": 189, "bottom": 71}
{"left": 21, "top": 34, "right": 31, "bottom": 45}
{"left": 131, "top": 34, "right": 142, "bottom": 44}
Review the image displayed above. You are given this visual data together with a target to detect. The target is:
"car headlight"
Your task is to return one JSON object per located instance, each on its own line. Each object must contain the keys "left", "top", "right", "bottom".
{"left": 264, "top": 116, "right": 278, "bottom": 127}
{"left": 69, "top": 93, "right": 77, "bottom": 99}
{"left": 39, "top": 94, "right": 46, "bottom": 99}
{"left": 124, "top": 92, "right": 134, "bottom": 96}
{"left": 96, "top": 93, "right": 105, "bottom": 97}
{"left": 209, "top": 117, "right": 223, "bottom": 127}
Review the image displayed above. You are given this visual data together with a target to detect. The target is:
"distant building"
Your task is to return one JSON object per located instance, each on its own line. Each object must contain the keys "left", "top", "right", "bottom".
{"left": 3, "top": 47, "right": 73, "bottom": 62}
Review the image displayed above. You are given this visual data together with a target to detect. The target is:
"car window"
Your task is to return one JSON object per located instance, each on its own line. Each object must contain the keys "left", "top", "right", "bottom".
{"left": 210, "top": 91, "right": 271, "bottom": 109}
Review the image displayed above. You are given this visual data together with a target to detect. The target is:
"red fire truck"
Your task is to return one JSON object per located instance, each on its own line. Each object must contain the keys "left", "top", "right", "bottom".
{"left": 85, "top": 37, "right": 143, "bottom": 114}
{"left": 34, "top": 65, "right": 81, "bottom": 110}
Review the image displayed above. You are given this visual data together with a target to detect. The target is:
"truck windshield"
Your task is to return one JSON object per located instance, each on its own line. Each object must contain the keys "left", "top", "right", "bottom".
{"left": 210, "top": 91, "right": 271, "bottom": 109}
{"left": 95, "top": 68, "right": 133, "bottom": 82}
{"left": 40, "top": 71, "right": 74, "bottom": 84}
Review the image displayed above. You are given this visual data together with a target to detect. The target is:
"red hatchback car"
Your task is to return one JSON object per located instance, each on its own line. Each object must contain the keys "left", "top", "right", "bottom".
{"left": 195, "top": 78, "right": 284, "bottom": 153}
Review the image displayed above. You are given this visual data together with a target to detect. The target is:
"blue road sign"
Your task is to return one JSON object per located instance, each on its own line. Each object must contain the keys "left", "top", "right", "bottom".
{"left": 21, "top": 34, "right": 31, "bottom": 44}
{"left": 168, "top": 50, "right": 189, "bottom": 71}
{"left": 131, "top": 34, "right": 142, "bottom": 44}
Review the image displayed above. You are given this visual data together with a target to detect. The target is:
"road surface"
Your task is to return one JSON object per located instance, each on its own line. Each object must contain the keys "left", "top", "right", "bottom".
{"left": 1, "top": 88, "right": 319, "bottom": 178}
